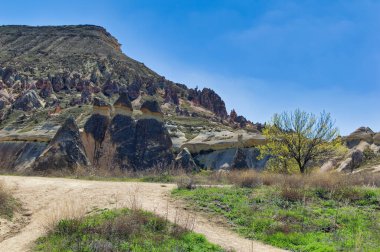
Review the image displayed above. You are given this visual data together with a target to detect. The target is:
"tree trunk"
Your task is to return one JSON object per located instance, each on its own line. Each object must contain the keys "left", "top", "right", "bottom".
{"left": 300, "top": 165, "right": 305, "bottom": 174}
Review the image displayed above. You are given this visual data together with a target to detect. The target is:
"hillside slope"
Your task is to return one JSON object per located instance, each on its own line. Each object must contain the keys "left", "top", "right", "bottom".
{"left": 0, "top": 25, "right": 264, "bottom": 173}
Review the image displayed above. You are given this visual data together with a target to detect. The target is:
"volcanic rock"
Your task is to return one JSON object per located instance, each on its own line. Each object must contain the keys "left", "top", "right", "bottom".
{"left": 113, "top": 93, "right": 133, "bottom": 116}
{"left": 92, "top": 97, "right": 112, "bottom": 117}
{"left": 33, "top": 117, "right": 89, "bottom": 172}
{"left": 231, "top": 148, "right": 248, "bottom": 169}
{"left": 345, "top": 127, "right": 375, "bottom": 148}
{"left": 140, "top": 100, "right": 163, "bottom": 120}
{"left": 134, "top": 118, "right": 173, "bottom": 170}
{"left": 13, "top": 90, "right": 45, "bottom": 111}
{"left": 109, "top": 114, "right": 136, "bottom": 169}
{"left": 188, "top": 87, "right": 228, "bottom": 118}
{"left": 175, "top": 148, "right": 199, "bottom": 171}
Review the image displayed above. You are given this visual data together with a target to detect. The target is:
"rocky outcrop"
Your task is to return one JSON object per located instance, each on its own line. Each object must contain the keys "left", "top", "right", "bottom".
{"left": 164, "top": 85, "right": 179, "bottom": 105}
{"left": 188, "top": 88, "right": 228, "bottom": 118}
{"left": 82, "top": 98, "right": 174, "bottom": 171}
{"left": 182, "top": 129, "right": 265, "bottom": 153}
{"left": 113, "top": 93, "right": 132, "bottom": 115}
{"left": 109, "top": 114, "right": 136, "bottom": 169}
{"left": 323, "top": 127, "right": 380, "bottom": 173}
{"left": 140, "top": 99, "right": 163, "bottom": 121}
{"left": 337, "top": 149, "right": 364, "bottom": 172}
{"left": 231, "top": 148, "right": 248, "bottom": 169}
{"left": 134, "top": 100, "right": 173, "bottom": 169}
{"left": 344, "top": 127, "right": 375, "bottom": 148}
{"left": 33, "top": 117, "right": 89, "bottom": 172}
{"left": 13, "top": 90, "right": 45, "bottom": 111}
{"left": 83, "top": 98, "right": 111, "bottom": 166}
{"left": 0, "top": 141, "right": 47, "bottom": 172}
{"left": 194, "top": 147, "right": 267, "bottom": 170}
{"left": 175, "top": 148, "right": 198, "bottom": 171}
{"left": 92, "top": 97, "right": 112, "bottom": 117}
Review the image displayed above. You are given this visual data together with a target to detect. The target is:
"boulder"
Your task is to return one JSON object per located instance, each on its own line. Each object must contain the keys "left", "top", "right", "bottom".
{"left": 338, "top": 149, "right": 364, "bottom": 172}
{"left": 175, "top": 148, "right": 198, "bottom": 171}
{"left": 13, "top": 90, "right": 45, "bottom": 111}
{"left": 33, "top": 117, "right": 89, "bottom": 172}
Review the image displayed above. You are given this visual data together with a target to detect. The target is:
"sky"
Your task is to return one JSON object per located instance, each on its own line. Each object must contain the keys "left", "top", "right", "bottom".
{"left": 0, "top": 0, "right": 379, "bottom": 135}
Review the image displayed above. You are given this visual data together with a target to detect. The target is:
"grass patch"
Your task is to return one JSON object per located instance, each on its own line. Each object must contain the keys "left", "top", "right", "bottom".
{"left": 172, "top": 173, "right": 380, "bottom": 251}
{"left": 35, "top": 208, "right": 225, "bottom": 252}
{"left": 0, "top": 181, "right": 19, "bottom": 219}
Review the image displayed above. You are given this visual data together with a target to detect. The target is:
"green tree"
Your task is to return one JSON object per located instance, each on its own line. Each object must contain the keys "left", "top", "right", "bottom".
{"left": 259, "top": 109, "right": 340, "bottom": 174}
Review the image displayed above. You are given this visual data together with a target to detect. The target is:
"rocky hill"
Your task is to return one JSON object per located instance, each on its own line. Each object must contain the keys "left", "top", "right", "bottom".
{"left": 0, "top": 25, "right": 265, "bottom": 173}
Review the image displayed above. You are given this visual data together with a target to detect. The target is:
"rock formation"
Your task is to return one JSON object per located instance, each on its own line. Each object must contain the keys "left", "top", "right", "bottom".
{"left": 33, "top": 117, "right": 89, "bottom": 172}
{"left": 134, "top": 100, "right": 173, "bottom": 170}
{"left": 13, "top": 90, "right": 45, "bottom": 111}
{"left": 188, "top": 87, "right": 228, "bottom": 118}
{"left": 0, "top": 25, "right": 266, "bottom": 174}
{"left": 175, "top": 148, "right": 199, "bottom": 171}
{"left": 322, "top": 127, "right": 380, "bottom": 172}
{"left": 109, "top": 94, "right": 136, "bottom": 169}
{"left": 231, "top": 148, "right": 248, "bottom": 169}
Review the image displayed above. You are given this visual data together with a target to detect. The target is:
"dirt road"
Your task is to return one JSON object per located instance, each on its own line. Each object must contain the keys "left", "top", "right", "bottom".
{"left": 0, "top": 175, "right": 284, "bottom": 252}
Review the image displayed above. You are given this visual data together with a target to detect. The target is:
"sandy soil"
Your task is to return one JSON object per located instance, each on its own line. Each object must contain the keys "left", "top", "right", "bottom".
{"left": 0, "top": 175, "right": 285, "bottom": 252}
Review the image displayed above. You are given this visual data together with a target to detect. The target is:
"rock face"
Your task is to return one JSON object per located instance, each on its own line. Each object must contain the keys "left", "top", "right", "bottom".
{"left": 175, "top": 148, "right": 199, "bottom": 171}
{"left": 188, "top": 88, "right": 228, "bottom": 118}
{"left": 13, "top": 90, "right": 44, "bottom": 111}
{"left": 83, "top": 98, "right": 174, "bottom": 171}
{"left": 324, "top": 127, "right": 380, "bottom": 173}
{"left": 194, "top": 147, "right": 267, "bottom": 170}
{"left": 0, "top": 141, "right": 47, "bottom": 172}
{"left": 231, "top": 148, "right": 248, "bottom": 169}
{"left": 140, "top": 99, "right": 163, "bottom": 120}
{"left": 182, "top": 129, "right": 265, "bottom": 153}
{"left": 134, "top": 100, "right": 173, "bottom": 169}
{"left": 113, "top": 92, "right": 132, "bottom": 115}
{"left": 344, "top": 127, "right": 375, "bottom": 148}
{"left": 33, "top": 117, "right": 89, "bottom": 172}
{"left": 109, "top": 114, "right": 136, "bottom": 169}
{"left": 134, "top": 118, "right": 173, "bottom": 170}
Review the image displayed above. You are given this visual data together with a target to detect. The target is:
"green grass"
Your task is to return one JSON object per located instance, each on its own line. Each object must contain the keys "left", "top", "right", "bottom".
{"left": 34, "top": 208, "right": 225, "bottom": 252}
{"left": 172, "top": 186, "right": 380, "bottom": 252}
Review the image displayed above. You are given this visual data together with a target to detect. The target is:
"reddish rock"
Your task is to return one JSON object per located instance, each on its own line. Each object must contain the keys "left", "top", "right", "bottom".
{"left": 188, "top": 87, "right": 227, "bottom": 118}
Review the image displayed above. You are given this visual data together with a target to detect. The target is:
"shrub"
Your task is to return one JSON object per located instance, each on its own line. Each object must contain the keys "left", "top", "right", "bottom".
{"left": 176, "top": 176, "right": 195, "bottom": 190}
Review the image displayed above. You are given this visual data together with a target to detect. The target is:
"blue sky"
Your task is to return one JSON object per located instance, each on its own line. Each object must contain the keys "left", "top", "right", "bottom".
{"left": 1, "top": 0, "right": 379, "bottom": 135}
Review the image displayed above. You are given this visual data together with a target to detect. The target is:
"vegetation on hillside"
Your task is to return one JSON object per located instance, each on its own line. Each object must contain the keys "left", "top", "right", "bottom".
{"left": 173, "top": 171, "right": 380, "bottom": 251}
{"left": 35, "top": 208, "right": 224, "bottom": 252}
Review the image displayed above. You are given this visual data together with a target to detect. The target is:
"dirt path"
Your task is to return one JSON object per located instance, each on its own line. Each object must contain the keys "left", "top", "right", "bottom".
{"left": 0, "top": 175, "right": 284, "bottom": 252}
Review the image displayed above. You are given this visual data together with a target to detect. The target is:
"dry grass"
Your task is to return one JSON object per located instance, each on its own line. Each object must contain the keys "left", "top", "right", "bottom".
{"left": 0, "top": 180, "right": 18, "bottom": 218}
{"left": 43, "top": 198, "right": 87, "bottom": 233}
{"left": 225, "top": 169, "right": 380, "bottom": 189}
